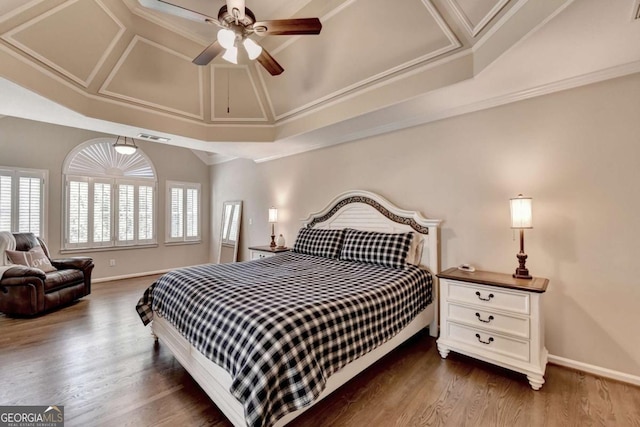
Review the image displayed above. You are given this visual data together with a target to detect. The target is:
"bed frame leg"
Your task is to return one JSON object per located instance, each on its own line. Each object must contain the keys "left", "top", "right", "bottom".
{"left": 429, "top": 317, "right": 439, "bottom": 338}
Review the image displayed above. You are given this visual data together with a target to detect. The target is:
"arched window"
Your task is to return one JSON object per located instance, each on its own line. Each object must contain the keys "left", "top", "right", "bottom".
{"left": 62, "top": 138, "right": 157, "bottom": 250}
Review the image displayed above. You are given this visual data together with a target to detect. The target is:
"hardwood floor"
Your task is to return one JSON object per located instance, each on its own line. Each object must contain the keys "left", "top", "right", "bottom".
{"left": 1, "top": 275, "right": 639, "bottom": 427}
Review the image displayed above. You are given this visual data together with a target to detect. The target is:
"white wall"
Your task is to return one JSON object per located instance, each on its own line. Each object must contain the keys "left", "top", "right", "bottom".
{"left": 0, "top": 117, "right": 210, "bottom": 279}
{"left": 210, "top": 72, "right": 640, "bottom": 378}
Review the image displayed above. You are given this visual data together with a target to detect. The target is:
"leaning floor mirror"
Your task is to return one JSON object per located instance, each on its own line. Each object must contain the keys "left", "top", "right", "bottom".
{"left": 218, "top": 200, "right": 242, "bottom": 263}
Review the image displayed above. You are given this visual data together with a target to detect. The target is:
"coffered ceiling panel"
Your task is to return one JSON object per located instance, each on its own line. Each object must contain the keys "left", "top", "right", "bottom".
{"left": 0, "top": 0, "right": 45, "bottom": 23}
{"left": 211, "top": 65, "right": 267, "bottom": 121}
{"left": 1, "top": 0, "right": 615, "bottom": 162}
{"left": 446, "top": 0, "right": 511, "bottom": 37}
{"left": 100, "top": 36, "right": 204, "bottom": 119}
{"left": 261, "top": 0, "right": 460, "bottom": 120}
{"left": 1, "top": 0, "right": 125, "bottom": 87}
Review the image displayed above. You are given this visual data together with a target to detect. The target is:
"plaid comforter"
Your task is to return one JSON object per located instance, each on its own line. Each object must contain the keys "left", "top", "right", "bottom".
{"left": 136, "top": 252, "right": 432, "bottom": 427}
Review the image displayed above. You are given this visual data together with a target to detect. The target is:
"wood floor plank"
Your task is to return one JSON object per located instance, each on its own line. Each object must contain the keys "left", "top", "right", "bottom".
{"left": 1, "top": 275, "right": 639, "bottom": 427}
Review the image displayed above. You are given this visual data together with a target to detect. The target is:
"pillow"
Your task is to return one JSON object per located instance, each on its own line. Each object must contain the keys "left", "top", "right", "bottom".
{"left": 406, "top": 232, "right": 424, "bottom": 266}
{"left": 292, "top": 228, "right": 345, "bottom": 259}
{"left": 5, "top": 246, "right": 56, "bottom": 273}
{"left": 339, "top": 228, "right": 414, "bottom": 269}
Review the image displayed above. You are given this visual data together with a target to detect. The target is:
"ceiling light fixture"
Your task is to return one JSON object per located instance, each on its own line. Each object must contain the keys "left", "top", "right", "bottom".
{"left": 218, "top": 28, "right": 262, "bottom": 64}
{"left": 113, "top": 135, "right": 138, "bottom": 155}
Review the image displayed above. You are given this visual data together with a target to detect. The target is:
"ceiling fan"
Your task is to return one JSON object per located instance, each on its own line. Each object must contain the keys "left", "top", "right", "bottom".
{"left": 158, "top": 0, "right": 322, "bottom": 75}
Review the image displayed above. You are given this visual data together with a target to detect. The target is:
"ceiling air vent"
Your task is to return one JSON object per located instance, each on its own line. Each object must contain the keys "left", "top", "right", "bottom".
{"left": 137, "top": 133, "right": 170, "bottom": 142}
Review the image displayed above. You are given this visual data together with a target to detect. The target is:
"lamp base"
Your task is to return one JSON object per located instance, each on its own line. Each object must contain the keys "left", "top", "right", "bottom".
{"left": 513, "top": 253, "right": 532, "bottom": 280}
{"left": 513, "top": 270, "right": 532, "bottom": 280}
{"left": 270, "top": 234, "right": 276, "bottom": 248}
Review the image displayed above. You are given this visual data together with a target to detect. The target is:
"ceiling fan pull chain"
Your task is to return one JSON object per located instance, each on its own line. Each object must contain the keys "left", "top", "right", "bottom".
{"left": 227, "top": 68, "right": 231, "bottom": 115}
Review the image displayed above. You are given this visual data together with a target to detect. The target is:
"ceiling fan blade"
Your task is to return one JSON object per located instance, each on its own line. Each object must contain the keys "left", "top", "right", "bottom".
{"left": 193, "top": 41, "right": 224, "bottom": 66}
{"left": 257, "top": 49, "right": 284, "bottom": 76}
{"left": 226, "top": 0, "right": 246, "bottom": 20}
{"left": 253, "top": 18, "right": 322, "bottom": 36}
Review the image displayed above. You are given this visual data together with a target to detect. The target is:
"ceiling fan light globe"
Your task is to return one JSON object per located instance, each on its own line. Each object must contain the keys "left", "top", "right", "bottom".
{"left": 222, "top": 46, "right": 238, "bottom": 64}
{"left": 243, "top": 38, "right": 262, "bottom": 60}
{"left": 217, "top": 28, "right": 236, "bottom": 49}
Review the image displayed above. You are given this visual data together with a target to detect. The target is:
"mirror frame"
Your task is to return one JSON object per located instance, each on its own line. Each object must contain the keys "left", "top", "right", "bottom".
{"left": 218, "top": 200, "right": 242, "bottom": 263}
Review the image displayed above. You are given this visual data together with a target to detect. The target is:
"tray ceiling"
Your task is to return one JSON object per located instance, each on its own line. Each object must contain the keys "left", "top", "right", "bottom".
{"left": 1, "top": 0, "right": 639, "bottom": 163}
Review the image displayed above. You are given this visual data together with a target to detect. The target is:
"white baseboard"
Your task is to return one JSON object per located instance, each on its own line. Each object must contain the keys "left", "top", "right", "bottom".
{"left": 92, "top": 268, "right": 173, "bottom": 283}
{"left": 548, "top": 354, "right": 640, "bottom": 387}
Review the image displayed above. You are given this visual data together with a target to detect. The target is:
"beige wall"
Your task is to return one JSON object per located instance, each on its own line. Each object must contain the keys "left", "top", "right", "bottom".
{"left": 0, "top": 117, "right": 210, "bottom": 279}
{"left": 210, "top": 72, "right": 640, "bottom": 378}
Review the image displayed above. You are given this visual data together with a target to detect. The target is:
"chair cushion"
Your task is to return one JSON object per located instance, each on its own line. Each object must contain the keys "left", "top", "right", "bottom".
{"left": 44, "top": 269, "right": 84, "bottom": 292}
{"left": 13, "top": 233, "right": 40, "bottom": 252}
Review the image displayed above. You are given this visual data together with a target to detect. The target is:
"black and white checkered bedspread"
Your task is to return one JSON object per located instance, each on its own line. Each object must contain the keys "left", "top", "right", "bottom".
{"left": 136, "top": 252, "right": 432, "bottom": 427}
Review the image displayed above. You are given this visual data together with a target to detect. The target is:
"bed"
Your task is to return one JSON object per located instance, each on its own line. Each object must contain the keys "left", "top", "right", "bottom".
{"left": 137, "top": 190, "right": 441, "bottom": 427}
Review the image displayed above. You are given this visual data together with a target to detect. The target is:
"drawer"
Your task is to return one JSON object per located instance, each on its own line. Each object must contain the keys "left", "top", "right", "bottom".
{"left": 251, "top": 251, "right": 274, "bottom": 260}
{"left": 448, "top": 322, "right": 530, "bottom": 362}
{"left": 447, "top": 281, "right": 530, "bottom": 315}
{"left": 447, "top": 303, "right": 530, "bottom": 339}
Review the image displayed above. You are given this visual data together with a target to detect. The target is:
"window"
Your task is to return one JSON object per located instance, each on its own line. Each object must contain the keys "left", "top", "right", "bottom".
{"left": 166, "top": 181, "right": 201, "bottom": 243}
{"left": 62, "top": 139, "right": 157, "bottom": 250}
{"left": 0, "top": 167, "right": 47, "bottom": 238}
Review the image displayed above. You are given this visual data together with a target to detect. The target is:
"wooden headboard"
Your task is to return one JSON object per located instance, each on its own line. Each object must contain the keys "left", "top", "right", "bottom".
{"left": 301, "top": 190, "right": 441, "bottom": 274}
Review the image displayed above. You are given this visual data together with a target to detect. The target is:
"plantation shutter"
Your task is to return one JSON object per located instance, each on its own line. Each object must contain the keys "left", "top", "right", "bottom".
{"left": 93, "top": 182, "right": 111, "bottom": 244}
{"left": 18, "top": 176, "right": 42, "bottom": 236}
{"left": 118, "top": 184, "right": 135, "bottom": 242}
{"left": 138, "top": 185, "right": 154, "bottom": 241}
{"left": 0, "top": 175, "right": 11, "bottom": 232}
{"left": 170, "top": 187, "right": 183, "bottom": 238}
{"left": 68, "top": 180, "right": 89, "bottom": 244}
{"left": 186, "top": 188, "right": 199, "bottom": 239}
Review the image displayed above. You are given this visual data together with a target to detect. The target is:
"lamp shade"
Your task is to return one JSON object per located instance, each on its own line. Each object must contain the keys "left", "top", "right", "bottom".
{"left": 243, "top": 38, "right": 263, "bottom": 60}
{"left": 510, "top": 194, "right": 532, "bottom": 229}
{"left": 222, "top": 46, "right": 238, "bottom": 64}
{"left": 268, "top": 207, "right": 278, "bottom": 223}
{"left": 113, "top": 136, "right": 138, "bottom": 155}
{"left": 217, "top": 29, "right": 236, "bottom": 49}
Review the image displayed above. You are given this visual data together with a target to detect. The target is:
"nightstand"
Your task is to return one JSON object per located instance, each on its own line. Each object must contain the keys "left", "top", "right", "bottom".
{"left": 248, "top": 246, "right": 289, "bottom": 260}
{"left": 436, "top": 267, "right": 549, "bottom": 390}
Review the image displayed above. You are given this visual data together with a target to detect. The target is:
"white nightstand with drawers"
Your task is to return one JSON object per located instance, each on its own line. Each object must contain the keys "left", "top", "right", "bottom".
{"left": 436, "top": 267, "right": 549, "bottom": 390}
{"left": 248, "top": 246, "right": 289, "bottom": 260}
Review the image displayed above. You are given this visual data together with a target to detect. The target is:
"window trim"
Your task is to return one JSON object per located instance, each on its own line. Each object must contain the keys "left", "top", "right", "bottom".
{"left": 0, "top": 166, "right": 48, "bottom": 241}
{"left": 165, "top": 180, "right": 201, "bottom": 244}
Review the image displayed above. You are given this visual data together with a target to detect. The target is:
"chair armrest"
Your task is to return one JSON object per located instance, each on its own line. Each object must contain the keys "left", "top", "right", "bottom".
{"left": 1, "top": 265, "right": 46, "bottom": 280}
{"left": 51, "top": 257, "right": 93, "bottom": 271}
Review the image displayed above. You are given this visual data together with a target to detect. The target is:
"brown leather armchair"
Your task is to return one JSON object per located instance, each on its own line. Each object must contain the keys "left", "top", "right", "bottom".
{"left": 0, "top": 233, "right": 94, "bottom": 316}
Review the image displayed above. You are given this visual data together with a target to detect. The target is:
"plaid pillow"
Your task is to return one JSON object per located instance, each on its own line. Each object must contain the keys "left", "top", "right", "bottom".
{"left": 339, "top": 228, "right": 414, "bottom": 269}
{"left": 292, "top": 228, "right": 345, "bottom": 258}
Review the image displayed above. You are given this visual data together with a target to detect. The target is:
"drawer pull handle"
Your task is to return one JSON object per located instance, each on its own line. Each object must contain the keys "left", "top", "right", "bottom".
{"left": 475, "top": 334, "right": 494, "bottom": 345}
{"left": 475, "top": 291, "right": 494, "bottom": 301}
{"left": 475, "top": 312, "right": 494, "bottom": 323}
